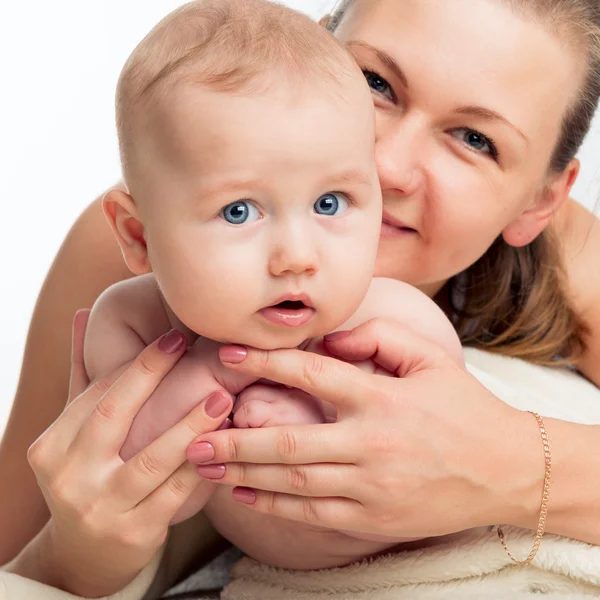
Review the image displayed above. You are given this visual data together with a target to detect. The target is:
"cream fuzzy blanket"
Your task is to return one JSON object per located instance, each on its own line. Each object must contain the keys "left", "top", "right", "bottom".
{"left": 221, "top": 527, "right": 600, "bottom": 599}
{"left": 2, "top": 349, "right": 600, "bottom": 599}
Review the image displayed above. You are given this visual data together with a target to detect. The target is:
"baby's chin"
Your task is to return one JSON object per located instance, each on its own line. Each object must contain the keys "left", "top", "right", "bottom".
{"left": 211, "top": 319, "right": 339, "bottom": 351}
{"left": 225, "top": 330, "right": 314, "bottom": 351}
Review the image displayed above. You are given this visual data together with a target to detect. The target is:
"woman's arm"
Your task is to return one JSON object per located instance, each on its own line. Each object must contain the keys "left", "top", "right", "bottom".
{"left": 3, "top": 315, "right": 231, "bottom": 597}
{"left": 190, "top": 321, "right": 600, "bottom": 546}
{"left": 0, "top": 183, "right": 131, "bottom": 565}
{"left": 558, "top": 198, "right": 600, "bottom": 386}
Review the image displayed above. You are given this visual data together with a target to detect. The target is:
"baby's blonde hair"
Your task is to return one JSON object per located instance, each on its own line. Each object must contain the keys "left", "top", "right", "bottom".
{"left": 116, "top": 0, "right": 359, "bottom": 186}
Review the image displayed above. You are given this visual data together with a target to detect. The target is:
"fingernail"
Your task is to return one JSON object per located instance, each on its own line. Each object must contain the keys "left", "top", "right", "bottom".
{"left": 188, "top": 441, "right": 215, "bottom": 463}
{"left": 232, "top": 487, "right": 257, "bottom": 505}
{"left": 197, "top": 464, "right": 226, "bottom": 480}
{"left": 217, "top": 418, "right": 233, "bottom": 431}
{"left": 158, "top": 329, "right": 186, "bottom": 354}
{"left": 324, "top": 330, "right": 352, "bottom": 343}
{"left": 74, "top": 309, "right": 90, "bottom": 324}
{"left": 219, "top": 345, "right": 248, "bottom": 364}
{"left": 205, "top": 392, "right": 231, "bottom": 418}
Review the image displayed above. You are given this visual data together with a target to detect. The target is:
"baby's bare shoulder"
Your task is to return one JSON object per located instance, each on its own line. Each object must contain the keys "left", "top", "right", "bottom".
{"left": 92, "top": 274, "right": 160, "bottom": 311}
{"left": 91, "top": 274, "right": 168, "bottom": 344}
{"left": 341, "top": 278, "right": 464, "bottom": 364}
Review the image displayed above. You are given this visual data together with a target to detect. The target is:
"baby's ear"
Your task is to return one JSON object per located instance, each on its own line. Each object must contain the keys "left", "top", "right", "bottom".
{"left": 502, "top": 158, "right": 580, "bottom": 247}
{"left": 102, "top": 188, "right": 151, "bottom": 274}
{"left": 319, "top": 14, "right": 330, "bottom": 27}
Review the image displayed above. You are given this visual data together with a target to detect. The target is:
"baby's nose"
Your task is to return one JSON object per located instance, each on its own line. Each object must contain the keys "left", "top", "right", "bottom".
{"left": 268, "top": 238, "right": 319, "bottom": 277}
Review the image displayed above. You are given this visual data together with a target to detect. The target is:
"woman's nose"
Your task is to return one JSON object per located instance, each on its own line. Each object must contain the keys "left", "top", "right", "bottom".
{"left": 375, "top": 117, "right": 424, "bottom": 197}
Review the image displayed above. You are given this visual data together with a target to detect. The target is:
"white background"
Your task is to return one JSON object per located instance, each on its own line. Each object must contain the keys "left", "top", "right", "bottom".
{"left": 0, "top": 0, "right": 598, "bottom": 435}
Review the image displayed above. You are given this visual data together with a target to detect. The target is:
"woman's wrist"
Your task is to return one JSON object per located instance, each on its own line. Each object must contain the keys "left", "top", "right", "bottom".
{"left": 536, "top": 418, "right": 600, "bottom": 544}
{"left": 482, "top": 408, "right": 600, "bottom": 546}
{"left": 2, "top": 524, "right": 62, "bottom": 588}
{"left": 481, "top": 406, "right": 546, "bottom": 532}
{"left": 2, "top": 523, "right": 142, "bottom": 597}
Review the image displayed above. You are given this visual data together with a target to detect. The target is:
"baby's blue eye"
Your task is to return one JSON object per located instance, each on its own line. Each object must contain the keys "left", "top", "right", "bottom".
{"left": 221, "top": 201, "right": 260, "bottom": 225}
{"left": 314, "top": 193, "right": 349, "bottom": 216}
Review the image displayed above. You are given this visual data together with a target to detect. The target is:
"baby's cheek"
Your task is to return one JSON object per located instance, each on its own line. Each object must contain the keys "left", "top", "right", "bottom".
{"left": 327, "top": 275, "right": 372, "bottom": 326}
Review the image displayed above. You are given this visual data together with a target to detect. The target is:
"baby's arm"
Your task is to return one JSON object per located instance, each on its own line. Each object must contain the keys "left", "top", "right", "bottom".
{"left": 84, "top": 274, "right": 169, "bottom": 382}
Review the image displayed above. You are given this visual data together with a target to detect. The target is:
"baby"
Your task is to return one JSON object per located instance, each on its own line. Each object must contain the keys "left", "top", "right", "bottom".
{"left": 85, "top": 0, "right": 464, "bottom": 570}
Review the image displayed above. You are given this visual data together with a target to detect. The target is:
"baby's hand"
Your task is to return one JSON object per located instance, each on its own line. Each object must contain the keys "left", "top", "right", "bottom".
{"left": 233, "top": 384, "right": 326, "bottom": 428}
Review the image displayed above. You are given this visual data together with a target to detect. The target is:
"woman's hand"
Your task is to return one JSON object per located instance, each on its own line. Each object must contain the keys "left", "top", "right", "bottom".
{"left": 189, "top": 319, "right": 543, "bottom": 540}
{"left": 15, "top": 311, "right": 232, "bottom": 598}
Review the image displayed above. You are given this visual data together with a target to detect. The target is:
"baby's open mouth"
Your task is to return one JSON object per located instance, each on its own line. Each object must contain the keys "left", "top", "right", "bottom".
{"left": 260, "top": 297, "right": 316, "bottom": 328}
{"left": 272, "top": 300, "right": 307, "bottom": 310}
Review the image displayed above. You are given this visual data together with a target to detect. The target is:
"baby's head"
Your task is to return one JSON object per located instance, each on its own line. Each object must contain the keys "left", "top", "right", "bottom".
{"left": 105, "top": 0, "right": 381, "bottom": 349}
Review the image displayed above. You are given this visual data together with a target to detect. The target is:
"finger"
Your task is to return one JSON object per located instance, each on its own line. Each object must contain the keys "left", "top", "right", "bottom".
{"left": 67, "top": 309, "right": 91, "bottom": 405}
{"left": 219, "top": 345, "right": 370, "bottom": 411}
{"left": 134, "top": 461, "right": 214, "bottom": 526}
{"left": 196, "top": 462, "right": 358, "bottom": 499}
{"left": 230, "top": 487, "right": 363, "bottom": 531}
{"left": 74, "top": 329, "right": 187, "bottom": 457}
{"left": 189, "top": 423, "right": 358, "bottom": 466}
{"left": 324, "top": 319, "right": 450, "bottom": 378}
{"left": 112, "top": 391, "right": 232, "bottom": 508}
{"left": 30, "top": 358, "right": 123, "bottom": 463}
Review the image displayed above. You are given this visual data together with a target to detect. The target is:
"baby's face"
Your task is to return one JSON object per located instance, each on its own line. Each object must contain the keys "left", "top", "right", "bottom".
{"left": 137, "top": 77, "right": 381, "bottom": 349}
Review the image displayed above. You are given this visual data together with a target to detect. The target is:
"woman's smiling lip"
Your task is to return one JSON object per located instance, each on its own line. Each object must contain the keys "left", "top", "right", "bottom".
{"left": 381, "top": 211, "right": 418, "bottom": 238}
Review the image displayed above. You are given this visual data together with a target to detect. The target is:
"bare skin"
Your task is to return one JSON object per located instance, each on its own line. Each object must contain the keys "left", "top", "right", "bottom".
{"left": 0, "top": 185, "right": 131, "bottom": 566}
{"left": 1, "top": 188, "right": 598, "bottom": 570}
{"left": 553, "top": 198, "right": 600, "bottom": 385}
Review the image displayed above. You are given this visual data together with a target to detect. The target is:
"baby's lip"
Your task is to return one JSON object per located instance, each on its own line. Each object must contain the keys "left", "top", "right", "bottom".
{"left": 259, "top": 301, "right": 316, "bottom": 328}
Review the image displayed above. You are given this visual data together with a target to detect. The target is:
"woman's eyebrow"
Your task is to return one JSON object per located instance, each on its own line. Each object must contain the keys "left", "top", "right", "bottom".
{"left": 347, "top": 41, "right": 409, "bottom": 89}
{"left": 455, "top": 106, "right": 529, "bottom": 145}
{"left": 348, "top": 41, "right": 529, "bottom": 147}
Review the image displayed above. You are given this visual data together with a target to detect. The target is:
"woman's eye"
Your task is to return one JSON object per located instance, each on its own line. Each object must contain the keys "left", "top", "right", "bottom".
{"left": 450, "top": 128, "right": 498, "bottom": 159}
{"left": 314, "top": 193, "right": 349, "bottom": 216}
{"left": 363, "top": 70, "right": 394, "bottom": 100}
{"left": 220, "top": 200, "right": 260, "bottom": 225}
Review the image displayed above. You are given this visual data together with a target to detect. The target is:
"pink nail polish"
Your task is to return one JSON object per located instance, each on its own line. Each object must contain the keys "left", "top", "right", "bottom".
{"left": 324, "top": 330, "right": 352, "bottom": 343}
{"left": 219, "top": 345, "right": 248, "bottom": 364}
{"left": 205, "top": 392, "right": 231, "bottom": 418}
{"left": 197, "top": 464, "right": 226, "bottom": 480}
{"left": 232, "top": 487, "right": 257, "bottom": 505}
{"left": 188, "top": 441, "right": 215, "bottom": 463}
{"left": 158, "top": 329, "right": 186, "bottom": 354}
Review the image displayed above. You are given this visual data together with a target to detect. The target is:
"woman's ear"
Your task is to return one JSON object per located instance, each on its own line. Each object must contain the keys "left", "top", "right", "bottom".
{"left": 502, "top": 158, "right": 580, "bottom": 248}
{"left": 102, "top": 188, "right": 151, "bottom": 275}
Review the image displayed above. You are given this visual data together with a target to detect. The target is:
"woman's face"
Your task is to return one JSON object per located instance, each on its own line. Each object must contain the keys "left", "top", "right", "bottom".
{"left": 335, "top": 0, "right": 582, "bottom": 296}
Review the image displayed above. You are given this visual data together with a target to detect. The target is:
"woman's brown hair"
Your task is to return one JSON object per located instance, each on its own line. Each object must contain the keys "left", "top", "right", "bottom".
{"left": 328, "top": 0, "right": 600, "bottom": 366}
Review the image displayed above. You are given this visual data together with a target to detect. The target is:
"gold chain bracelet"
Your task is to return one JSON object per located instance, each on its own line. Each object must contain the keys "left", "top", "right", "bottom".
{"left": 497, "top": 411, "right": 552, "bottom": 566}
